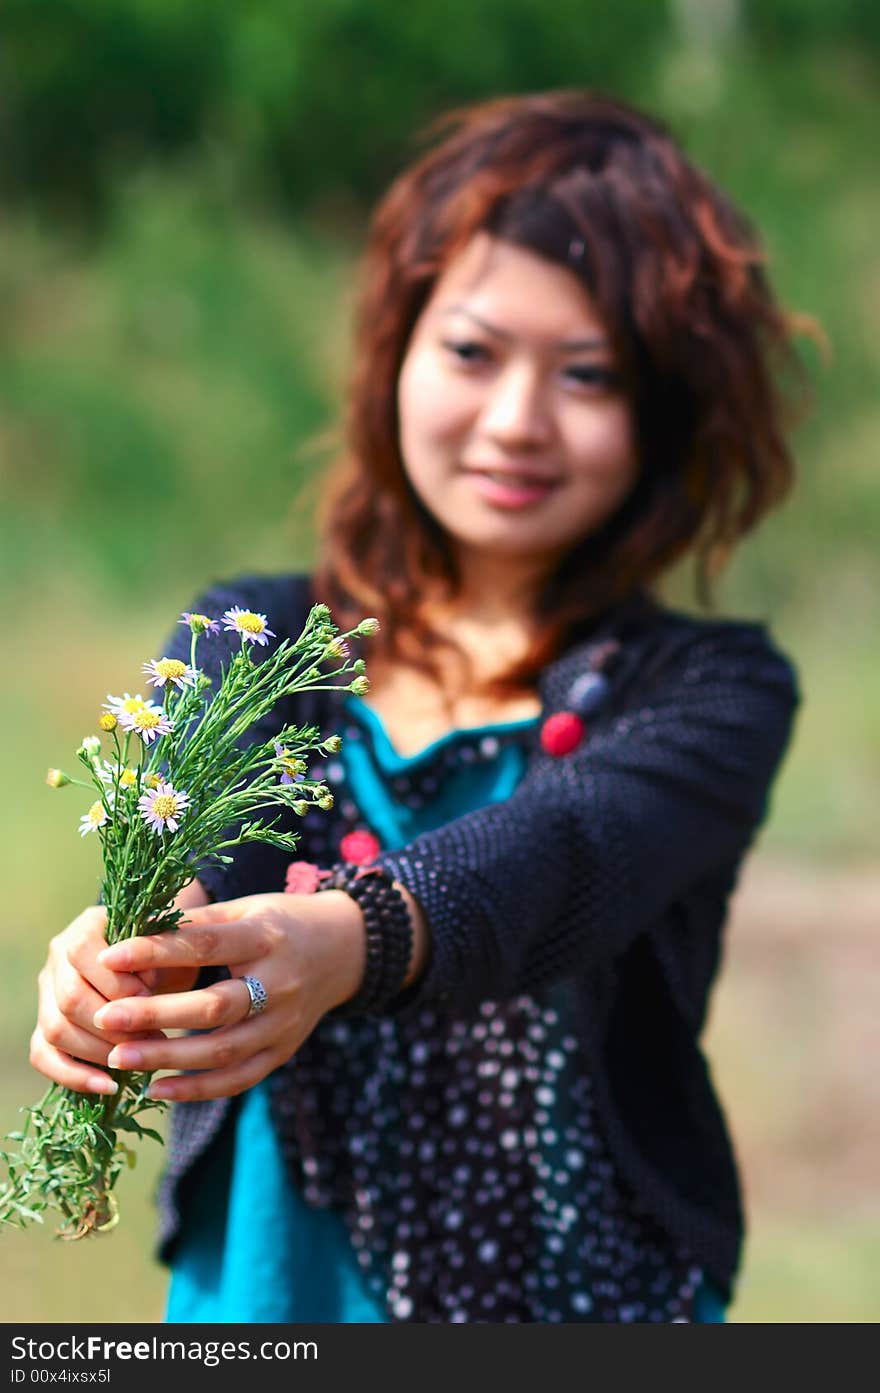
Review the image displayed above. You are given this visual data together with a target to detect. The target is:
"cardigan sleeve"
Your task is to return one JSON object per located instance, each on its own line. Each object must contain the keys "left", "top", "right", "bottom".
{"left": 377, "top": 620, "right": 800, "bottom": 1015}
{"left": 155, "top": 572, "right": 311, "bottom": 905}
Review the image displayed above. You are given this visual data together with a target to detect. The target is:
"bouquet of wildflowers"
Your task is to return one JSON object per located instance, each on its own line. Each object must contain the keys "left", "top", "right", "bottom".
{"left": 0, "top": 600, "right": 375, "bottom": 1238}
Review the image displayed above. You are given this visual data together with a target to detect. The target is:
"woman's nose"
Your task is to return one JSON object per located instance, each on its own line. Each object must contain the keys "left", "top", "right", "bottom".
{"left": 480, "top": 364, "right": 553, "bottom": 449}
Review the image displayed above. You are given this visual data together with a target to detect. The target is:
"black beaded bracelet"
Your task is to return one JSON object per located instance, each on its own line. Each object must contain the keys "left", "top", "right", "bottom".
{"left": 318, "top": 862, "right": 414, "bottom": 1018}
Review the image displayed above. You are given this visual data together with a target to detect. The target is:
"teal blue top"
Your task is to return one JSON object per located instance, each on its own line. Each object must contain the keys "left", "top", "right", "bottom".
{"left": 165, "top": 695, "right": 726, "bottom": 1323}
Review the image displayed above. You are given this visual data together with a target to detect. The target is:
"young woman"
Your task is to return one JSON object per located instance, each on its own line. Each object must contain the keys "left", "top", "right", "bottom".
{"left": 31, "top": 91, "right": 805, "bottom": 1322}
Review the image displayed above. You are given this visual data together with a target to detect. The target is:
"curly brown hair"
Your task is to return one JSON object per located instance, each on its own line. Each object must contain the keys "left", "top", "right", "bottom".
{"left": 313, "top": 89, "right": 810, "bottom": 698}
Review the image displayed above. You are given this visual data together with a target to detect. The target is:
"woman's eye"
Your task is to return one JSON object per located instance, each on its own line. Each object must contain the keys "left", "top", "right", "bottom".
{"left": 442, "top": 340, "right": 490, "bottom": 364}
{"left": 564, "top": 364, "right": 619, "bottom": 389}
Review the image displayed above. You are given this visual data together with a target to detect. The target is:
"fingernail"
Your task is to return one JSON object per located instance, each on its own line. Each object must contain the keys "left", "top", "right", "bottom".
{"left": 94, "top": 1007, "right": 129, "bottom": 1029}
{"left": 107, "top": 1045, "right": 143, "bottom": 1069}
{"left": 99, "top": 947, "right": 130, "bottom": 969}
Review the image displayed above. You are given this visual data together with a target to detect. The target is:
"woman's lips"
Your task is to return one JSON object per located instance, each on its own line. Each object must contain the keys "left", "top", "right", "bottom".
{"left": 464, "top": 467, "right": 559, "bottom": 509}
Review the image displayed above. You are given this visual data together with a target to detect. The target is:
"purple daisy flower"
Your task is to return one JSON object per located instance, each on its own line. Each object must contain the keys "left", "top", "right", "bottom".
{"left": 137, "top": 781, "right": 191, "bottom": 835}
{"left": 179, "top": 612, "right": 220, "bottom": 636}
{"left": 274, "top": 742, "right": 304, "bottom": 785}
{"left": 222, "top": 606, "right": 276, "bottom": 646}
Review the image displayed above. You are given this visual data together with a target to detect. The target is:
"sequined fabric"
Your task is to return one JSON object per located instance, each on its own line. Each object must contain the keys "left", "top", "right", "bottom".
{"left": 154, "top": 572, "right": 800, "bottom": 1319}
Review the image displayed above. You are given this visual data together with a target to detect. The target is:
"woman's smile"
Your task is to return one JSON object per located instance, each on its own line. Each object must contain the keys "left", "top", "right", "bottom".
{"left": 461, "top": 463, "right": 561, "bottom": 509}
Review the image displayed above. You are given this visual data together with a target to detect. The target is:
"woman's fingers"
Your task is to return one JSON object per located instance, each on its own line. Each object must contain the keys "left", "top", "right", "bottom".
{"left": 147, "top": 1047, "right": 280, "bottom": 1103}
{"left": 98, "top": 914, "right": 270, "bottom": 976}
{"left": 105, "top": 1009, "right": 281, "bottom": 1074}
{"left": 45, "top": 960, "right": 163, "bottom": 1047}
{"left": 135, "top": 966, "right": 202, "bottom": 996}
{"left": 29, "top": 1026, "right": 119, "bottom": 1095}
{"left": 54, "top": 904, "right": 148, "bottom": 1002}
{"left": 66, "top": 936, "right": 155, "bottom": 1004}
{"left": 38, "top": 988, "right": 129, "bottom": 1066}
{"left": 37, "top": 996, "right": 164, "bottom": 1064}
{"left": 93, "top": 974, "right": 260, "bottom": 1035}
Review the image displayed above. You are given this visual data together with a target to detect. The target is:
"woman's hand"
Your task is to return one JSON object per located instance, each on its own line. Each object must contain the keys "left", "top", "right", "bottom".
{"left": 93, "top": 890, "right": 370, "bottom": 1102}
{"left": 30, "top": 880, "right": 210, "bottom": 1095}
{"left": 30, "top": 905, "right": 167, "bottom": 1095}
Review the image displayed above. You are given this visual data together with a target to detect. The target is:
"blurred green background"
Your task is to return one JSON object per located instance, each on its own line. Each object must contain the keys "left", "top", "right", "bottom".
{"left": 1, "top": 0, "right": 877, "bottom": 1323}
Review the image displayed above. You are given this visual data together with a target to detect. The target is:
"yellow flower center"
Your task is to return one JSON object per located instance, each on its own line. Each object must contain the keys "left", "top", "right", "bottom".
{"left": 119, "top": 768, "right": 137, "bottom": 787}
{"left": 151, "top": 794, "right": 178, "bottom": 820}
{"left": 235, "top": 611, "right": 266, "bottom": 635}
{"left": 99, "top": 713, "right": 117, "bottom": 731}
{"left": 120, "top": 697, "right": 146, "bottom": 714}
{"left": 155, "top": 658, "right": 187, "bottom": 680}
{"left": 134, "top": 708, "right": 164, "bottom": 730}
{"left": 145, "top": 774, "right": 162, "bottom": 789}
{"left": 88, "top": 802, "right": 106, "bottom": 826}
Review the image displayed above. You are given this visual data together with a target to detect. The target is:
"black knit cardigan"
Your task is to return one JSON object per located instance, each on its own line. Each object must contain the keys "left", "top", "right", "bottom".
{"left": 154, "top": 571, "right": 800, "bottom": 1305}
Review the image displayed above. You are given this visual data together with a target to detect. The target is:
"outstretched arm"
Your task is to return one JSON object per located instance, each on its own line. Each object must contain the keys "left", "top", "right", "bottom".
{"left": 376, "top": 621, "right": 800, "bottom": 1014}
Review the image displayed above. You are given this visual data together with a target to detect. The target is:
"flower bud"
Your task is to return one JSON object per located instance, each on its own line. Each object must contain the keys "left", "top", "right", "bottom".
{"left": 350, "top": 676, "right": 371, "bottom": 696}
{"left": 353, "top": 659, "right": 367, "bottom": 674}
{"left": 357, "top": 618, "right": 380, "bottom": 636}
{"left": 293, "top": 801, "right": 309, "bottom": 817}
{"left": 322, "top": 735, "right": 343, "bottom": 754}
{"left": 45, "top": 768, "right": 71, "bottom": 789}
{"left": 98, "top": 712, "right": 118, "bottom": 732}
{"left": 77, "top": 736, "right": 102, "bottom": 762}
{"left": 318, "top": 794, "right": 335, "bottom": 811}
{"left": 310, "top": 603, "right": 331, "bottom": 623}
{"left": 323, "top": 638, "right": 350, "bottom": 660}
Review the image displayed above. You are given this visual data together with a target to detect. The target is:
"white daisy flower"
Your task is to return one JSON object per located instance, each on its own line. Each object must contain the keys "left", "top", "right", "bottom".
{"left": 103, "top": 692, "right": 149, "bottom": 719}
{"left": 221, "top": 606, "right": 276, "bottom": 646}
{"left": 98, "top": 761, "right": 138, "bottom": 790}
{"left": 142, "top": 657, "right": 199, "bottom": 690}
{"left": 79, "top": 801, "right": 109, "bottom": 837}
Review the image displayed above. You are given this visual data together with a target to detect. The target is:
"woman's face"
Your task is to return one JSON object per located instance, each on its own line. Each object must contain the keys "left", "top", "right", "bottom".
{"left": 396, "top": 233, "right": 640, "bottom": 578}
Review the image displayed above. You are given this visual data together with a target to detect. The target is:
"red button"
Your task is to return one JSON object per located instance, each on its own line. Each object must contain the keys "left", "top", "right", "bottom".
{"left": 340, "top": 829, "right": 382, "bottom": 865}
{"left": 540, "top": 711, "right": 586, "bottom": 756}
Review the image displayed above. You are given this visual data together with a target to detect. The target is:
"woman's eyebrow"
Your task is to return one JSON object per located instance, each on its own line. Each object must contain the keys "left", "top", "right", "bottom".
{"left": 441, "top": 304, "right": 608, "bottom": 352}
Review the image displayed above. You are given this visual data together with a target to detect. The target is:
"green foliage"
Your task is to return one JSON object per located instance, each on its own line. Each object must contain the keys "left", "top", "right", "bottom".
{"left": 0, "top": 0, "right": 227, "bottom": 218}
{"left": 0, "top": 1079, "right": 164, "bottom": 1236}
{"left": 0, "top": 174, "right": 344, "bottom": 597}
{"left": 0, "top": 0, "right": 669, "bottom": 219}
{"left": 743, "top": 0, "right": 880, "bottom": 50}
{"left": 1, "top": 2, "right": 877, "bottom": 223}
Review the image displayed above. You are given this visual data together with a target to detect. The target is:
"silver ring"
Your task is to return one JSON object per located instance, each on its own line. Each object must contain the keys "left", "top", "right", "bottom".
{"left": 241, "top": 974, "right": 268, "bottom": 1018}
